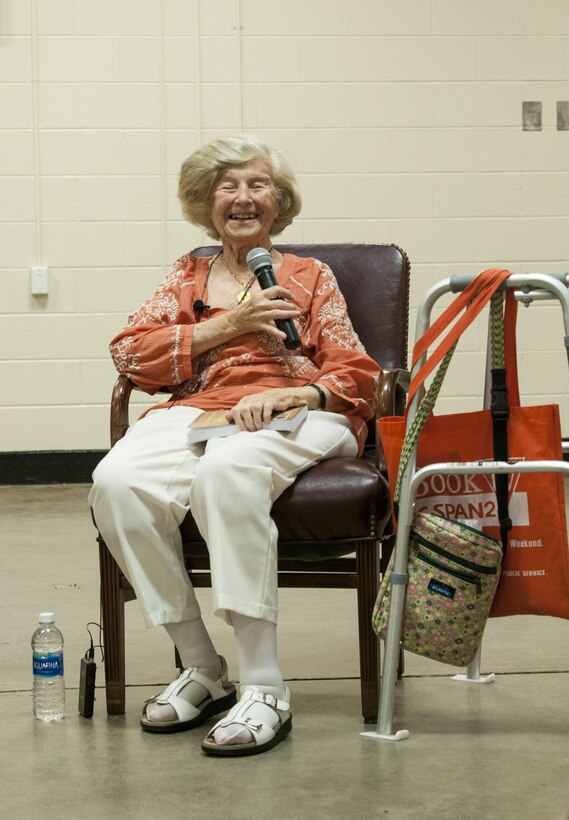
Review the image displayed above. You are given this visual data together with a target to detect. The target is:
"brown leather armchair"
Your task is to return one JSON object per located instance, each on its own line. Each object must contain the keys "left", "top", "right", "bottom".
{"left": 96, "top": 242, "right": 410, "bottom": 722}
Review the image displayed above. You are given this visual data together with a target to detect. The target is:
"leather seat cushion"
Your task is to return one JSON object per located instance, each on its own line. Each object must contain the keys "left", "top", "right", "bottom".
{"left": 179, "top": 456, "right": 391, "bottom": 544}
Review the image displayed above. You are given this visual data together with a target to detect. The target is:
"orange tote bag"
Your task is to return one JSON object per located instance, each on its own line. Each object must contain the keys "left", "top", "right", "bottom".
{"left": 379, "top": 271, "right": 569, "bottom": 620}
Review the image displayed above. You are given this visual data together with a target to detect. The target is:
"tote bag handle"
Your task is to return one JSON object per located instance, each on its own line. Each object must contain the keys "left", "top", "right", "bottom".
{"left": 395, "top": 271, "right": 512, "bottom": 503}
{"left": 407, "top": 268, "right": 512, "bottom": 412}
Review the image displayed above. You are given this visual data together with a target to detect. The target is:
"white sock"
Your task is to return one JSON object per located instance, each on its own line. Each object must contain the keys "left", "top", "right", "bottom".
{"left": 145, "top": 617, "right": 221, "bottom": 724}
{"left": 231, "top": 612, "right": 285, "bottom": 694}
{"left": 213, "top": 613, "right": 285, "bottom": 746}
{"left": 165, "top": 618, "right": 221, "bottom": 678}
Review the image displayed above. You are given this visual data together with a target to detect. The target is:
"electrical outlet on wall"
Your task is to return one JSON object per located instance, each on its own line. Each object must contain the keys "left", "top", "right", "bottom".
{"left": 31, "top": 267, "right": 49, "bottom": 295}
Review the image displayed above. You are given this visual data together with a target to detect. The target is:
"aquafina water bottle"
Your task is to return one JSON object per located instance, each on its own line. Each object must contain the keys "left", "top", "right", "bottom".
{"left": 32, "top": 612, "right": 65, "bottom": 720}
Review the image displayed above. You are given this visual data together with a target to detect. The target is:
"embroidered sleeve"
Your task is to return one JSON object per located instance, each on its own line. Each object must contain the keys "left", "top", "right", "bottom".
{"left": 303, "top": 262, "right": 381, "bottom": 419}
{"left": 109, "top": 256, "right": 196, "bottom": 393}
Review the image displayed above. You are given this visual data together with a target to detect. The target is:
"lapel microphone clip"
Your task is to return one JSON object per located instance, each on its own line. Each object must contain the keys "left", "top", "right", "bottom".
{"left": 193, "top": 299, "right": 209, "bottom": 314}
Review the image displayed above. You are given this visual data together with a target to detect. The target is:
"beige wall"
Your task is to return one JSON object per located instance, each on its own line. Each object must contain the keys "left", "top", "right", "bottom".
{"left": 1, "top": 0, "right": 569, "bottom": 452}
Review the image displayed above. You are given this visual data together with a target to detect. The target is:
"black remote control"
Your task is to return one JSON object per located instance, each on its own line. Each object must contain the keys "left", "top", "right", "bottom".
{"left": 78, "top": 657, "right": 96, "bottom": 718}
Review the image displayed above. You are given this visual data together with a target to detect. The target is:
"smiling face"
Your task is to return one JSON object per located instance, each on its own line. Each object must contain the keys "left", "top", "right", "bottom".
{"left": 210, "top": 159, "right": 278, "bottom": 254}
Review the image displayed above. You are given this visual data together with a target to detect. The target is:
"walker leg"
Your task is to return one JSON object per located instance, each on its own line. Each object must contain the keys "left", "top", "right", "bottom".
{"left": 361, "top": 563, "right": 411, "bottom": 741}
{"left": 361, "top": 728, "right": 410, "bottom": 741}
{"left": 451, "top": 644, "right": 496, "bottom": 684}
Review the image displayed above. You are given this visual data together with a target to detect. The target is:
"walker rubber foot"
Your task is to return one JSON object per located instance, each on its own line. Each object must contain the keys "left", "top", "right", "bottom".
{"left": 451, "top": 672, "right": 496, "bottom": 684}
{"left": 360, "top": 729, "right": 410, "bottom": 742}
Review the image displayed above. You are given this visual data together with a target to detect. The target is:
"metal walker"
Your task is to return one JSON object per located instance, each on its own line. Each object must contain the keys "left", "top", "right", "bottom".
{"left": 363, "top": 272, "right": 569, "bottom": 742}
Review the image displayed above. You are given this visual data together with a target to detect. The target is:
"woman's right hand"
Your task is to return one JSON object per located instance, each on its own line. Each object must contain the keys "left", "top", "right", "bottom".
{"left": 190, "top": 285, "right": 301, "bottom": 359}
{"left": 227, "top": 285, "right": 300, "bottom": 341}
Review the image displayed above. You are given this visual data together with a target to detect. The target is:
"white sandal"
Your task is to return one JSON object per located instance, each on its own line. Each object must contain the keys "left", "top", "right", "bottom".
{"left": 201, "top": 685, "right": 292, "bottom": 756}
{"left": 140, "top": 656, "right": 237, "bottom": 734}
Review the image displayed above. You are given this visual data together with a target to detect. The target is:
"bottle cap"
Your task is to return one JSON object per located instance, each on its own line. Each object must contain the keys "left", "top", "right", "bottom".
{"left": 38, "top": 612, "right": 55, "bottom": 623}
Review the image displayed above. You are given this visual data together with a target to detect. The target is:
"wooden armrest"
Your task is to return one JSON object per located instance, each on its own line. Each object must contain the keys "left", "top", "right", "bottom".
{"left": 110, "top": 375, "right": 136, "bottom": 447}
{"left": 374, "top": 368, "right": 409, "bottom": 471}
{"left": 110, "top": 376, "right": 174, "bottom": 446}
{"left": 376, "top": 368, "right": 409, "bottom": 418}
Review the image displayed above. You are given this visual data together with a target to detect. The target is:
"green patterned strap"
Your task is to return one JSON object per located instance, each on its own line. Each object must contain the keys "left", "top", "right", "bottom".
{"left": 394, "top": 291, "right": 505, "bottom": 504}
{"left": 490, "top": 290, "right": 505, "bottom": 369}
{"left": 394, "top": 343, "right": 455, "bottom": 502}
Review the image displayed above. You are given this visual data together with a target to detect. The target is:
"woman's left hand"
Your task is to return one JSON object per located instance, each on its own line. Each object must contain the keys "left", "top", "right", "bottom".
{"left": 227, "top": 387, "right": 317, "bottom": 432}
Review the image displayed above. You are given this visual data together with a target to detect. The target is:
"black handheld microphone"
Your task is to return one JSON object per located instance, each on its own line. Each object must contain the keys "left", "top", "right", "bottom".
{"left": 246, "top": 248, "right": 300, "bottom": 349}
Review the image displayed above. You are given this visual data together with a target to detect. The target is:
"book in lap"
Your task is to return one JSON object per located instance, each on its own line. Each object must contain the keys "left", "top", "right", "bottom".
{"left": 187, "top": 404, "right": 308, "bottom": 444}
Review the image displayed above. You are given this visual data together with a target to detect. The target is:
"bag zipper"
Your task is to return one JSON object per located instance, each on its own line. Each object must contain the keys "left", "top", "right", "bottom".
{"left": 413, "top": 533, "right": 498, "bottom": 575}
{"left": 417, "top": 551, "right": 482, "bottom": 595}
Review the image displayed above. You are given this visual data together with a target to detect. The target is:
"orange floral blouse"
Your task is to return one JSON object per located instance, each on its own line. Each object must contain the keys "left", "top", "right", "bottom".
{"left": 110, "top": 252, "right": 381, "bottom": 454}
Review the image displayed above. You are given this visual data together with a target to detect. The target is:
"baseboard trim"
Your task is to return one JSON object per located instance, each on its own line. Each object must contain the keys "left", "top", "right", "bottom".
{"left": 2, "top": 443, "right": 568, "bottom": 485}
{"left": 0, "top": 450, "right": 108, "bottom": 485}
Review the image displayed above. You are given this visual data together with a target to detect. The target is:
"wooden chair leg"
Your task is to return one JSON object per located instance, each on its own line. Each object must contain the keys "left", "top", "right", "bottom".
{"left": 98, "top": 538, "right": 127, "bottom": 715}
{"left": 356, "top": 540, "right": 380, "bottom": 723}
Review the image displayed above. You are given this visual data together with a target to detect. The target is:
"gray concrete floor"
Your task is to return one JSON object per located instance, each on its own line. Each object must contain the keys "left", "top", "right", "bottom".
{"left": 1, "top": 484, "right": 569, "bottom": 820}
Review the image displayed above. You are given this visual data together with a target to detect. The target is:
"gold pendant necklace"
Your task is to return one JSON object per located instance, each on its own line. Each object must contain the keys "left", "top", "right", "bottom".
{"left": 220, "top": 253, "right": 257, "bottom": 304}
{"left": 237, "top": 276, "right": 256, "bottom": 304}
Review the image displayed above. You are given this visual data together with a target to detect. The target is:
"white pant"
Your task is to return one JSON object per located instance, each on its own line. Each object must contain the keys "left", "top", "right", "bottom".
{"left": 89, "top": 406, "right": 358, "bottom": 628}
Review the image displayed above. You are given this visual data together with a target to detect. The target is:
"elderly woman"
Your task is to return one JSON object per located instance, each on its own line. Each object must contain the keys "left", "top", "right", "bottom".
{"left": 90, "top": 135, "right": 380, "bottom": 757}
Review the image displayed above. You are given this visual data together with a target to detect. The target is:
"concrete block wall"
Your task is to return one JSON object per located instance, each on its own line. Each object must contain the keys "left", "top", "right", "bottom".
{"left": 1, "top": 0, "right": 568, "bottom": 451}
